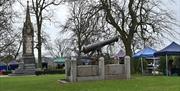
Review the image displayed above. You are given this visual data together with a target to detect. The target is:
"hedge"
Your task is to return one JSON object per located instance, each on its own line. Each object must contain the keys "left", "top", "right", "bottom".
{"left": 35, "top": 69, "right": 65, "bottom": 75}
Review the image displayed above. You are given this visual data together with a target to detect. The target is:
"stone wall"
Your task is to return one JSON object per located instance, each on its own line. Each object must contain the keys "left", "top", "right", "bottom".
{"left": 77, "top": 65, "right": 98, "bottom": 77}
{"left": 105, "top": 64, "right": 125, "bottom": 75}
{"left": 65, "top": 56, "right": 131, "bottom": 82}
{"left": 105, "top": 64, "right": 125, "bottom": 80}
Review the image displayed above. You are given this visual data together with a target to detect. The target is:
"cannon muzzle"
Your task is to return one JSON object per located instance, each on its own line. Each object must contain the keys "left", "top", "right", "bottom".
{"left": 83, "top": 36, "right": 118, "bottom": 54}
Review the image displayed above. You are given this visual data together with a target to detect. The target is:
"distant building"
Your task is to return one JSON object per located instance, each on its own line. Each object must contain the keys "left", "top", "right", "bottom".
{"left": 42, "top": 57, "right": 56, "bottom": 67}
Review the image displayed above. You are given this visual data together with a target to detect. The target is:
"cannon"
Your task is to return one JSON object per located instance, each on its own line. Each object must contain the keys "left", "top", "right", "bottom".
{"left": 82, "top": 36, "right": 118, "bottom": 54}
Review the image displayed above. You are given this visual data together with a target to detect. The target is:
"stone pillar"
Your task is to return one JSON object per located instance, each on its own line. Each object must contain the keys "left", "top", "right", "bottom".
{"left": 125, "top": 56, "right": 131, "bottom": 79}
{"left": 70, "top": 60, "right": 77, "bottom": 82}
{"left": 65, "top": 60, "right": 70, "bottom": 80}
{"left": 98, "top": 57, "right": 105, "bottom": 80}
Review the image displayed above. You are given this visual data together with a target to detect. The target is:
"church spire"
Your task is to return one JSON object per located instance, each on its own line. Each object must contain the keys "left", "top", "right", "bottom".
{"left": 26, "top": 1, "right": 31, "bottom": 22}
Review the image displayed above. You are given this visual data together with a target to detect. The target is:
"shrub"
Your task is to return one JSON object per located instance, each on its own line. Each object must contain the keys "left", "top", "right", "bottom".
{"left": 2, "top": 70, "right": 12, "bottom": 75}
{"left": 35, "top": 69, "right": 65, "bottom": 75}
{"left": 159, "top": 56, "right": 166, "bottom": 75}
{"left": 132, "top": 58, "right": 141, "bottom": 74}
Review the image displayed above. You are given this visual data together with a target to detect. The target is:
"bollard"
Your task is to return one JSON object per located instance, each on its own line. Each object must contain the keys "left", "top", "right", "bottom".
{"left": 98, "top": 57, "right": 105, "bottom": 80}
{"left": 70, "top": 60, "right": 77, "bottom": 82}
{"left": 125, "top": 56, "right": 131, "bottom": 79}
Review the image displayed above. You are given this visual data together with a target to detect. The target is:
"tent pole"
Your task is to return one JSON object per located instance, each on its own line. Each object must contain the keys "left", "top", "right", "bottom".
{"left": 7, "top": 64, "right": 8, "bottom": 71}
{"left": 153, "top": 57, "right": 155, "bottom": 75}
{"left": 166, "top": 54, "right": 168, "bottom": 76}
{"left": 141, "top": 57, "right": 143, "bottom": 75}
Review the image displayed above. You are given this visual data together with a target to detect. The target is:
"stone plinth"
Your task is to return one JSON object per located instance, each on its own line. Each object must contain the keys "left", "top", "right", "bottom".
{"left": 10, "top": 56, "right": 36, "bottom": 76}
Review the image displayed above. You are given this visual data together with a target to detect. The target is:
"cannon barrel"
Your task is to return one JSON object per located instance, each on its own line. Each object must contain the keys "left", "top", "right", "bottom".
{"left": 83, "top": 36, "right": 118, "bottom": 54}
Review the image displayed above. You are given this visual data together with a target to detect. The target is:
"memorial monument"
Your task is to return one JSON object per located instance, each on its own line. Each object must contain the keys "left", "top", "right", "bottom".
{"left": 12, "top": 1, "right": 36, "bottom": 75}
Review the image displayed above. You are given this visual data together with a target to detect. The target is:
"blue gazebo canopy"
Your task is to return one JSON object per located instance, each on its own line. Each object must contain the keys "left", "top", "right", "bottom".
{"left": 133, "top": 47, "right": 156, "bottom": 75}
{"left": 154, "top": 42, "right": 180, "bottom": 56}
{"left": 154, "top": 42, "right": 180, "bottom": 76}
{"left": 133, "top": 47, "right": 156, "bottom": 58}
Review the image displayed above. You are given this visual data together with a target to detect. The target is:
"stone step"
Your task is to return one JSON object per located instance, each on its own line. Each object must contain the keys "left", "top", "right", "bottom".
{"left": 24, "top": 64, "right": 35, "bottom": 67}
{"left": 24, "top": 70, "right": 35, "bottom": 73}
{"left": 24, "top": 66, "right": 36, "bottom": 69}
{"left": 24, "top": 64, "right": 36, "bottom": 69}
{"left": 13, "top": 68, "right": 24, "bottom": 74}
{"left": 10, "top": 63, "right": 36, "bottom": 76}
{"left": 24, "top": 64, "right": 35, "bottom": 66}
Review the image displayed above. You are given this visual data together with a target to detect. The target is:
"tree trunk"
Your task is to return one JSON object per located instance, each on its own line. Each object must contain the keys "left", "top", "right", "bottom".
{"left": 124, "top": 41, "right": 132, "bottom": 57}
{"left": 123, "top": 39, "right": 135, "bottom": 73}
{"left": 37, "top": 27, "right": 42, "bottom": 68}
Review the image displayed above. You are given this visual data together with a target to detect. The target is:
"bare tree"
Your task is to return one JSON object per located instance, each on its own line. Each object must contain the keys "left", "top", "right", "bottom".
{"left": 62, "top": 0, "right": 114, "bottom": 56}
{"left": 54, "top": 38, "right": 73, "bottom": 57}
{"left": 0, "top": 0, "right": 21, "bottom": 62}
{"left": 42, "top": 31, "right": 73, "bottom": 58}
{"left": 99, "top": 0, "right": 178, "bottom": 56}
{"left": 31, "top": 0, "right": 64, "bottom": 68}
{"left": 0, "top": 0, "right": 15, "bottom": 52}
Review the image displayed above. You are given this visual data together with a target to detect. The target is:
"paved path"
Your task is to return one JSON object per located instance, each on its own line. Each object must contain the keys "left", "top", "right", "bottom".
{"left": 0, "top": 75, "right": 9, "bottom": 78}
{"left": 0, "top": 75, "right": 36, "bottom": 78}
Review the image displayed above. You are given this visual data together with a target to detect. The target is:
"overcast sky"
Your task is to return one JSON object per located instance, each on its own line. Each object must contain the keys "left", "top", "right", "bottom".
{"left": 161, "top": 0, "right": 180, "bottom": 45}
{"left": 13, "top": 0, "right": 180, "bottom": 57}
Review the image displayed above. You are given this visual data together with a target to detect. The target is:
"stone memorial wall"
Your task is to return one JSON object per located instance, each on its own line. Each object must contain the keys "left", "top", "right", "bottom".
{"left": 65, "top": 56, "right": 131, "bottom": 82}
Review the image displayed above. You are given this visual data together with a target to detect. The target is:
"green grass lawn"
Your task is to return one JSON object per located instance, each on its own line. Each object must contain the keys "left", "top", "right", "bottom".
{"left": 1, "top": 74, "right": 180, "bottom": 91}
